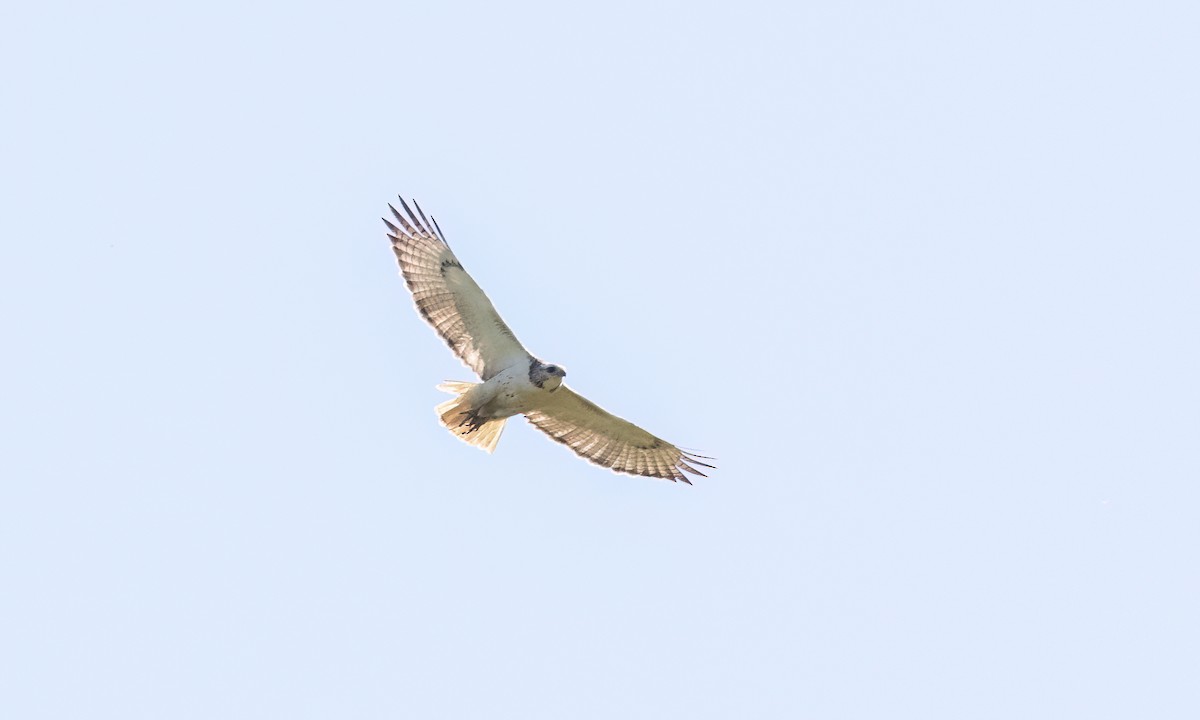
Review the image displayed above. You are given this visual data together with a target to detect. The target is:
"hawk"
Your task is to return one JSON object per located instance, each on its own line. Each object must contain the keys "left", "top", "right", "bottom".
{"left": 384, "top": 197, "right": 714, "bottom": 484}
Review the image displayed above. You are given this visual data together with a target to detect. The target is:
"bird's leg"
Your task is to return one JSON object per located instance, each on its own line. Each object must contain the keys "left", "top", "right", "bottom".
{"left": 455, "top": 408, "right": 487, "bottom": 433}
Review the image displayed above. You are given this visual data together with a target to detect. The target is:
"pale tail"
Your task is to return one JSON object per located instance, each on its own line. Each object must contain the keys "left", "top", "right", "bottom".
{"left": 434, "top": 381, "right": 507, "bottom": 454}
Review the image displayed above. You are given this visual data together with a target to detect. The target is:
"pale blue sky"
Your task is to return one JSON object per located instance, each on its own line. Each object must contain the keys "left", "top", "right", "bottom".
{"left": 3, "top": 1, "right": 1198, "bottom": 718}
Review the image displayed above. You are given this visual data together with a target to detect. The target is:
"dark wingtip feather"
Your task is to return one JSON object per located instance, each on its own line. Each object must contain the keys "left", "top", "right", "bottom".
{"left": 388, "top": 203, "right": 418, "bottom": 236}
{"left": 430, "top": 215, "right": 450, "bottom": 246}
{"left": 398, "top": 197, "right": 430, "bottom": 236}
{"left": 413, "top": 200, "right": 437, "bottom": 238}
{"left": 681, "top": 451, "right": 716, "bottom": 469}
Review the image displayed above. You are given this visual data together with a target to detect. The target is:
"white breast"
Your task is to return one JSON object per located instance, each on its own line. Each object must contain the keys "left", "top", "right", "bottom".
{"left": 480, "top": 364, "right": 544, "bottom": 417}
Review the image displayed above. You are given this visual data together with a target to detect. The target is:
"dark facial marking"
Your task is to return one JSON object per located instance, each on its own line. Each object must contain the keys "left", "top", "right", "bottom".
{"left": 528, "top": 357, "right": 545, "bottom": 389}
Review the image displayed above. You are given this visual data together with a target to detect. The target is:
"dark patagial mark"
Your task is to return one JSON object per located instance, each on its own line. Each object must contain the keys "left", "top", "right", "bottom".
{"left": 495, "top": 319, "right": 517, "bottom": 340}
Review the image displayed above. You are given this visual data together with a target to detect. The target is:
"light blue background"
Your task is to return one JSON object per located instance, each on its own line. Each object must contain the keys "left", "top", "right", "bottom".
{"left": 3, "top": 1, "right": 1197, "bottom": 717}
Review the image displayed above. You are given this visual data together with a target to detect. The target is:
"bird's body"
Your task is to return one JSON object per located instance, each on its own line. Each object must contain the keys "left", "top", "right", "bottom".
{"left": 477, "top": 360, "right": 564, "bottom": 415}
{"left": 384, "top": 197, "right": 712, "bottom": 483}
{"left": 429, "top": 360, "right": 561, "bottom": 453}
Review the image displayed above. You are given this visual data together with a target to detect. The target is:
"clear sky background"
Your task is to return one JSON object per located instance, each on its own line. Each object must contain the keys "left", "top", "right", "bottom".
{"left": 3, "top": 1, "right": 1198, "bottom": 718}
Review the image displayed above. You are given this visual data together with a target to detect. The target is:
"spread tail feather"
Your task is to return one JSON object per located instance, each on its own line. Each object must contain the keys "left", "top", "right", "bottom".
{"left": 434, "top": 381, "right": 507, "bottom": 454}
{"left": 436, "top": 381, "right": 475, "bottom": 395}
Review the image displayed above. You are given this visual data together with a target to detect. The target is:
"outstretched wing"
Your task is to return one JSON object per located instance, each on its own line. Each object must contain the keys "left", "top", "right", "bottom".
{"left": 384, "top": 198, "right": 530, "bottom": 380}
{"left": 525, "top": 387, "right": 714, "bottom": 484}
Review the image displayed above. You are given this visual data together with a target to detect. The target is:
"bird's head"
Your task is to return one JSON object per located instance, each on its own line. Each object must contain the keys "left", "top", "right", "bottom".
{"left": 531, "top": 361, "right": 567, "bottom": 391}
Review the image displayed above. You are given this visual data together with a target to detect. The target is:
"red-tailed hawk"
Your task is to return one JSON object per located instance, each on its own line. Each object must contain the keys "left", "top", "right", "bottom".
{"left": 384, "top": 197, "right": 713, "bottom": 484}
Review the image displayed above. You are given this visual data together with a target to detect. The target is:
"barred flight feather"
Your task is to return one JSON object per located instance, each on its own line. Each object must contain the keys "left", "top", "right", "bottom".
{"left": 384, "top": 199, "right": 529, "bottom": 380}
{"left": 525, "top": 387, "right": 713, "bottom": 484}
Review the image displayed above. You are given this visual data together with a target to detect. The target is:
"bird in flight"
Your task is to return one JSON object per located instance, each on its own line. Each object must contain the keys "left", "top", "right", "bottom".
{"left": 383, "top": 197, "right": 713, "bottom": 483}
